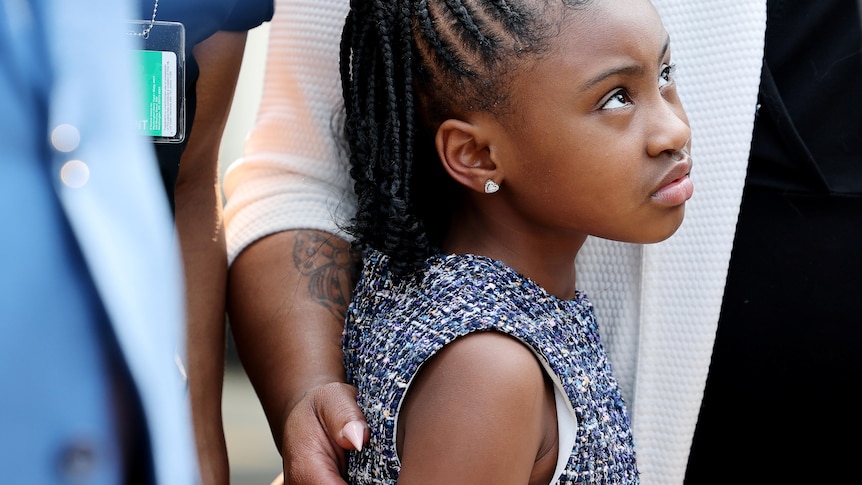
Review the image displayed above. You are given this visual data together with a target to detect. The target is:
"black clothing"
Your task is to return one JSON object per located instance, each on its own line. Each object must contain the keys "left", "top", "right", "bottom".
{"left": 137, "top": 0, "right": 275, "bottom": 212}
{"left": 685, "top": 1, "right": 862, "bottom": 483}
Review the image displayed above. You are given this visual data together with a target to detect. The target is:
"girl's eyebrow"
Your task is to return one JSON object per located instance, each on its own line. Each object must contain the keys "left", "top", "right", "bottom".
{"left": 580, "top": 35, "right": 671, "bottom": 90}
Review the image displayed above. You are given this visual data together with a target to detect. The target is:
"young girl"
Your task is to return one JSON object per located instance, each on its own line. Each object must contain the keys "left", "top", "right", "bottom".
{"left": 340, "top": 0, "right": 692, "bottom": 482}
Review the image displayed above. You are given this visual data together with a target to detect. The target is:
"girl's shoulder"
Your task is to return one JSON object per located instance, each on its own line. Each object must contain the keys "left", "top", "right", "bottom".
{"left": 396, "top": 331, "right": 558, "bottom": 484}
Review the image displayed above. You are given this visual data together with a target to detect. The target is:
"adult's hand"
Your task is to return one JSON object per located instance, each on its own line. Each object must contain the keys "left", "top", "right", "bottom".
{"left": 281, "top": 382, "right": 368, "bottom": 485}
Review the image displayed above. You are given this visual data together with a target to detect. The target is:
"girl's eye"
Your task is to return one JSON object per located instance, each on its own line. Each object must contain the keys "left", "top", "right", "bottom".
{"left": 659, "top": 63, "right": 676, "bottom": 88}
{"left": 601, "top": 89, "right": 632, "bottom": 110}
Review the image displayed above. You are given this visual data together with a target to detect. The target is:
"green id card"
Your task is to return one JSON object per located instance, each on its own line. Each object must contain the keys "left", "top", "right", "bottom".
{"left": 128, "top": 20, "right": 186, "bottom": 144}
{"left": 136, "top": 50, "right": 177, "bottom": 138}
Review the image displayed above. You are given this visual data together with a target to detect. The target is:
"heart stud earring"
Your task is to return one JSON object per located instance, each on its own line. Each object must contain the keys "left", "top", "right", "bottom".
{"left": 484, "top": 179, "right": 500, "bottom": 194}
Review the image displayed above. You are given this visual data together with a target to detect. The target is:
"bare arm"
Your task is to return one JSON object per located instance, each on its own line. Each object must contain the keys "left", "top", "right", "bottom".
{"left": 175, "top": 30, "right": 248, "bottom": 485}
{"left": 227, "top": 229, "right": 367, "bottom": 484}
{"left": 397, "top": 332, "right": 557, "bottom": 485}
{"left": 221, "top": 1, "right": 366, "bottom": 482}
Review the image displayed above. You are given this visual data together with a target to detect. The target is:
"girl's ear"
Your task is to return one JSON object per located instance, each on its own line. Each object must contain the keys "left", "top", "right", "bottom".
{"left": 436, "top": 118, "right": 501, "bottom": 194}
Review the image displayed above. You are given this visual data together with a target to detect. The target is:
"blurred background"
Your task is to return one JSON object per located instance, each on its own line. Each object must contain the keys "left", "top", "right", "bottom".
{"left": 219, "top": 21, "right": 285, "bottom": 485}
{"left": 223, "top": 361, "right": 281, "bottom": 484}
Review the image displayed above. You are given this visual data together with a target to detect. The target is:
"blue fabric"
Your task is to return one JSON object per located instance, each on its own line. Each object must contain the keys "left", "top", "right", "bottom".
{"left": 0, "top": 0, "right": 194, "bottom": 483}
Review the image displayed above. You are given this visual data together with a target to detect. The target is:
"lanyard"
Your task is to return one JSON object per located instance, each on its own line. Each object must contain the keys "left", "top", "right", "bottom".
{"left": 130, "top": 0, "right": 160, "bottom": 39}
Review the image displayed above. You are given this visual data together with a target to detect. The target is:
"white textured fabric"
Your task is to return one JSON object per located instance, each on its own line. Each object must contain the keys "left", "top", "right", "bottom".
{"left": 224, "top": 1, "right": 767, "bottom": 483}
{"left": 223, "top": 0, "right": 355, "bottom": 264}
{"left": 579, "top": 2, "right": 766, "bottom": 484}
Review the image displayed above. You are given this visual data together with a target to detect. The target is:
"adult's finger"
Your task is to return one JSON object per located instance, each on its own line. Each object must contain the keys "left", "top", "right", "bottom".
{"left": 282, "top": 382, "right": 368, "bottom": 485}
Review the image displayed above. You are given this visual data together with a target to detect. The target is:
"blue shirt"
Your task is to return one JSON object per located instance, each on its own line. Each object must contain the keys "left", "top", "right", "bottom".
{"left": 0, "top": 0, "right": 195, "bottom": 483}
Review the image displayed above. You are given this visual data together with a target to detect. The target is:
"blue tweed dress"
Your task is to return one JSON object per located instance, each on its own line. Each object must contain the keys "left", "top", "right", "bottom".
{"left": 343, "top": 249, "right": 639, "bottom": 484}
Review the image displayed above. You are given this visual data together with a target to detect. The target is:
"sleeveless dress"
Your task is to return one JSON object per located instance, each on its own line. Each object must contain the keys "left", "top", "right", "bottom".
{"left": 343, "top": 250, "right": 639, "bottom": 484}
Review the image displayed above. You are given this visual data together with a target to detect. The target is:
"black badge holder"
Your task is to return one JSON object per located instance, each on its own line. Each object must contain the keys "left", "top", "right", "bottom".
{"left": 128, "top": 20, "right": 186, "bottom": 144}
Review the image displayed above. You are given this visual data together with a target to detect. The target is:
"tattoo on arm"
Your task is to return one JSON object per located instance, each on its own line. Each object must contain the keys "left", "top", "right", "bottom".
{"left": 292, "top": 231, "right": 358, "bottom": 319}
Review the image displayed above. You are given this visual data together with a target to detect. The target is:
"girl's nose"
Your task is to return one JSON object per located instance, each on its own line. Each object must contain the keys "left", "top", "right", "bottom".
{"left": 647, "top": 98, "right": 691, "bottom": 158}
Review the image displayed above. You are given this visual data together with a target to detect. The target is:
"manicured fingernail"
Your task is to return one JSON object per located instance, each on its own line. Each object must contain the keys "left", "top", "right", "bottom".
{"left": 343, "top": 421, "right": 365, "bottom": 451}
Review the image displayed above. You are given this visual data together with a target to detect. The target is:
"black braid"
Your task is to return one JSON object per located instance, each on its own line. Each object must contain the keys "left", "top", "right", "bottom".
{"left": 486, "top": 0, "right": 530, "bottom": 38}
{"left": 341, "top": 0, "right": 590, "bottom": 276}
{"left": 442, "top": 0, "right": 497, "bottom": 55}
{"left": 415, "top": 0, "right": 472, "bottom": 79}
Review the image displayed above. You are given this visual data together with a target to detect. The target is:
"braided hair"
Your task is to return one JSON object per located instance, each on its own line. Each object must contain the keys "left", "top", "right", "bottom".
{"left": 340, "top": 0, "right": 590, "bottom": 276}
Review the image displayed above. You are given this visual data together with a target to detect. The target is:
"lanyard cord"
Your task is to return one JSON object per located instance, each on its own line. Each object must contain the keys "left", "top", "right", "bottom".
{"left": 130, "top": 0, "right": 160, "bottom": 39}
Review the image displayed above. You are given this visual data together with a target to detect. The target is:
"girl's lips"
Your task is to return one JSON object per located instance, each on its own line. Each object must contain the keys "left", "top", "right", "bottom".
{"left": 652, "top": 160, "right": 693, "bottom": 206}
{"left": 652, "top": 174, "right": 693, "bottom": 206}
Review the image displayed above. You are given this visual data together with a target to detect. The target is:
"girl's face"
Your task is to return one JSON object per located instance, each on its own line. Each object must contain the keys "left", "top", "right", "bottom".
{"left": 490, "top": 0, "right": 692, "bottom": 245}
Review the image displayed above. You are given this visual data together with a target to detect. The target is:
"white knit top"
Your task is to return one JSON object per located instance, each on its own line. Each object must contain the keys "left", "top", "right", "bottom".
{"left": 223, "top": 0, "right": 355, "bottom": 265}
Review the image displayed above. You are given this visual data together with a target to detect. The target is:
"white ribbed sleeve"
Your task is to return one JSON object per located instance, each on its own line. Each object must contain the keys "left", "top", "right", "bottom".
{"left": 223, "top": 0, "right": 354, "bottom": 265}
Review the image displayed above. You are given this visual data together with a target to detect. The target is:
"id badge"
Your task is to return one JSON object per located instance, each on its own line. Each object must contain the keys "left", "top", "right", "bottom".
{"left": 128, "top": 21, "right": 186, "bottom": 144}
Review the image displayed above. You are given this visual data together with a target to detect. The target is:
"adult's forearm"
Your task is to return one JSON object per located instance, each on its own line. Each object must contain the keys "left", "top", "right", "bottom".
{"left": 227, "top": 229, "right": 355, "bottom": 451}
{"left": 175, "top": 180, "right": 229, "bottom": 485}
{"left": 177, "top": 29, "right": 249, "bottom": 485}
